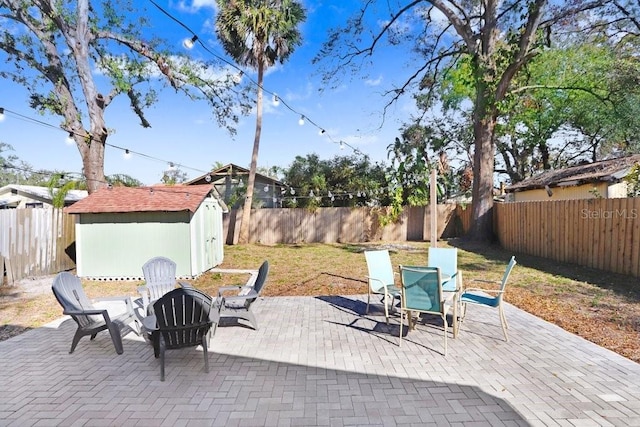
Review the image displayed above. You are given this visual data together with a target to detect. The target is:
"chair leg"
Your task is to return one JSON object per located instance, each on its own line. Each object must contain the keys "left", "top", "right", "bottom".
{"left": 245, "top": 310, "right": 258, "bottom": 330}
{"left": 398, "top": 310, "right": 403, "bottom": 347}
{"left": 70, "top": 329, "right": 84, "bottom": 354}
{"left": 460, "top": 302, "right": 467, "bottom": 323}
{"left": 202, "top": 337, "right": 209, "bottom": 374}
{"left": 107, "top": 322, "right": 125, "bottom": 355}
{"left": 383, "top": 293, "right": 389, "bottom": 325}
{"left": 366, "top": 289, "right": 371, "bottom": 314}
{"left": 159, "top": 336, "right": 166, "bottom": 381}
{"left": 499, "top": 304, "right": 509, "bottom": 342}
{"left": 442, "top": 314, "right": 448, "bottom": 356}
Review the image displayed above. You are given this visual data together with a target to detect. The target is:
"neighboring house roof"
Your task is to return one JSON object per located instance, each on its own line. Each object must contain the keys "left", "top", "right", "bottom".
{"left": 186, "top": 163, "right": 284, "bottom": 186}
{"left": 505, "top": 155, "right": 640, "bottom": 193}
{"left": 65, "top": 184, "right": 215, "bottom": 214}
{"left": 0, "top": 184, "right": 87, "bottom": 207}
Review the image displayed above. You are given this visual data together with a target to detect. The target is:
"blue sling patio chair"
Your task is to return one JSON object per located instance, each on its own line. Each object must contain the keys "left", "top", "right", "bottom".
{"left": 364, "top": 249, "right": 401, "bottom": 324}
{"left": 399, "top": 266, "right": 454, "bottom": 355}
{"left": 460, "top": 256, "right": 517, "bottom": 342}
{"left": 428, "top": 247, "right": 461, "bottom": 292}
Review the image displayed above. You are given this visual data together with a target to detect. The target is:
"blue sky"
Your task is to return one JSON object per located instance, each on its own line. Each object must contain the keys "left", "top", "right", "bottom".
{"left": 0, "top": 1, "right": 418, "bottom": 185}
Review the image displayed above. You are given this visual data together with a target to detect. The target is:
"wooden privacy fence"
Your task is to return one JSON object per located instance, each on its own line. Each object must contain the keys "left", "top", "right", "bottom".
{"left": 9, "top": 199, "right": 640, "bottom": 282}
{"left": 0, "top": 209, "right": 75, "bottom": 285}
{"left": 494, "top": 198, "right": 640, "bottom": 277}
{"left": 223, "top": 204, "right": 460, "bottom": 244}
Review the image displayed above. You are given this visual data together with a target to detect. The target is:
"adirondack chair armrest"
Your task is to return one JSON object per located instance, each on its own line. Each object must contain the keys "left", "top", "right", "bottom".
{"left": 222, "top": 290, "right": 259, "bottom": 303}
{"left": 94, "top": 295, "right": 137, "bottom": 317}
{"left": 218, "top": 285, "right": 248, "bottom": 296}
{"left": 177, "top": 281, "right": 194, "bottom": 289}
{"left": 63, "top": 308, "right": 112, "bottom": 324}
{"left": 94, "top": 295, "right": 134, "bottom": 305}
{"left": 211, "top": 268, "right": 260, "bottom": 289}
{"left": 209, "top": 297, "right": 224, "bottom": 323}
{"left": 137, "top": 285, "right": 151, "bottom": 311}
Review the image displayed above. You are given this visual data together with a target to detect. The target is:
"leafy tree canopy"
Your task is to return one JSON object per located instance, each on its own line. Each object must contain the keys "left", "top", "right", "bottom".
{"left": 281, "top": 153, "right": 390, "bottom": 208}
{"left": 0, "top": 0, "right": 252, "bottom": 193}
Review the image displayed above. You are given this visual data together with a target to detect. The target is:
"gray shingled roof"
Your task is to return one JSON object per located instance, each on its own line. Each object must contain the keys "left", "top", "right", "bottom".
{"left": 505, "top": 155, "right": 640, "bottom": 192}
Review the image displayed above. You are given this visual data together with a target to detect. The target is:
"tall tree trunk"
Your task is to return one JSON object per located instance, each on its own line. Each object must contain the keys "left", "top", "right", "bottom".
{"left": 238, "top": 64, "right": 265, "bottom": 244}
{"left": 468, "top": 118, "right": 496, "bottom": 241}
{"left": 468, "top": 76, "right": 497, "bottom": 241}
{"left": 80, "top": 132, "right": 107, "bottom": 194}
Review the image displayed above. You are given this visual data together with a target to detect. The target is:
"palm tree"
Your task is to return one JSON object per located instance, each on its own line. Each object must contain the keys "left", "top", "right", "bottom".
{"left": 215, "top": 0, "right": 306, "bottom": 244}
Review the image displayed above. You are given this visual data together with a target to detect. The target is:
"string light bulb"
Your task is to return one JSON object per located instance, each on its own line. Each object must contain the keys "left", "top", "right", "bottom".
{"left": 65, "top": 132, "right": 74, "bottom": 145}
{"left": 0, "top": 107, "right": 4, "bottom": 122}
{"left": 233, "top": 71, "right": 243, "bottom": 84}
{"left": 168, "top": 162, "right": 176, "bottom": 171}
{"left": 183, "top": 35, "right": 198, "bottom": 49}
{"left": 272, "top": 94, "right": 280, "bottom": 107}
{"left": 339, "top": 141, "right": 345, "bottom": 150}
{"left": 319, "top": 129, "right": 325, "bottom": 136}
{"left": 298, "top": 115, "right": 305, "bottom": 126}
{"left": 123, "top": 149, "right": 132, "bottom": 159}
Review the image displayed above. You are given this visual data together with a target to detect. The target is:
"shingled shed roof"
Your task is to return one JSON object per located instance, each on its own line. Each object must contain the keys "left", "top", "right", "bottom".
{"left": 65, "top": 184, "right": 214, "bottom": 214}
{"left": 505, "top": 155, "right": 640, "bottom": 193}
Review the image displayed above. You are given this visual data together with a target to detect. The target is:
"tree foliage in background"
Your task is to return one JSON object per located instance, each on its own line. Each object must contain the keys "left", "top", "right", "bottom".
{"left": 0, "top": 0, "right": 250, "bottom": 194}
{"left": 161, "top": 166, "right": 188, "bottom": 185}
{"left": 0, "top": 142, "right": 46, "bottom": 187}
{"left": 106, "top": 173, "right": 142, "bottom": 187}
{"left": 281, "top": 154, "right": 390, "bottom": 208}
{"left": 315, "top": 0, "right": 612, "bottom": 240}
{"left": 215, "top": 0, "right": 306, "bottom": 244}
{"left": 47, "top": 173, "right": 86, "bottom": 208}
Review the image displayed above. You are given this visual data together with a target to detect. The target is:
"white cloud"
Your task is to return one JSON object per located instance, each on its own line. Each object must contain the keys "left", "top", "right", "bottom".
{"left": 365, "top": 75, "right": 383, "bottom": 87}
{"left": 174, "top": 0, "right": 217, "bottom": 13}
{"left": 284, "top": 82, "right": 314, "bottom": 103}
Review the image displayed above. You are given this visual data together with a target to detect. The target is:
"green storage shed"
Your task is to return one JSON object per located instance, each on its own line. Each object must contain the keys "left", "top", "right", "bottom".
{"left": 65, "top": 184, "right": 225, "bottom": 280}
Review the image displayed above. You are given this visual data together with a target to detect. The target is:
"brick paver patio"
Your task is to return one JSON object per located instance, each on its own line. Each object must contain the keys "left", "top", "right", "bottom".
{"left": 1, "top": 295, "right": 639, "bottom": 426}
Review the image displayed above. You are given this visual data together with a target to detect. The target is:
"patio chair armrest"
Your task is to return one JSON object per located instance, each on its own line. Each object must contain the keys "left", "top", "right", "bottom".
{"left": 209, "top": 298, "right": 224, "bottom": 323}
{"left": 94, "top": 295, "right": 133, "bottom": 304}
{"left": 463, "top": 287, "right": 504, "bottom": 295}
{"left": 63, "top": 308, "right": 107, "bottom": 316}
{"left": 366, "top": 276, "right": 394, "bottom": 286}
{"left": 177, "top": 281, "right": 194, "bottom": 289}
{"left": 64, "top": 308, "right": 112, "bottom": 324}
{"left": 94, "top": 295, "right": 136, "bottom": 315}
{"left": 470, "top": 279, "right": 501, "bottom": 285}
{"left": 218, "top": 285, "right": 244, "bottom": 296}
{"left": 223, "top": 290, "right": 259, "bottom": 302}
{"left": 137, "top": 285, "right": 151, "bottom": 311}
{"left": 210, "top": 268, "right": 260, "bottom": 288}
